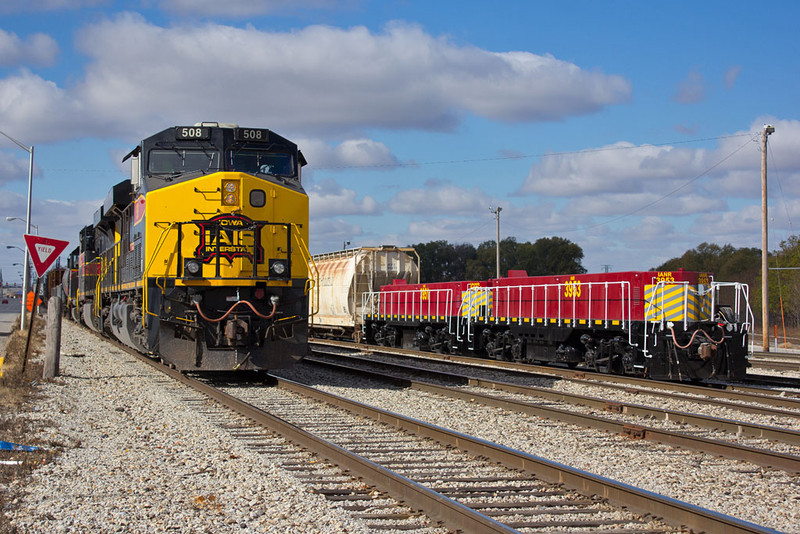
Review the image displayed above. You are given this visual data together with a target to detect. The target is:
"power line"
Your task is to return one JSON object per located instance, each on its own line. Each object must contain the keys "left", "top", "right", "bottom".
{"left": 36, "top": 132, "right": 756, "bottom": 174}
{"left": 312, "top": 132, "right": 755, "bottom": 170}
{"left": 557, "top": 133, "right": 759, "bottom": 235}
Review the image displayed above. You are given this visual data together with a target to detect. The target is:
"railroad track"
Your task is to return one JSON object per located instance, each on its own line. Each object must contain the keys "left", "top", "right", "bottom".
{"left": 102, "top": 338, "right": 776, "bottom": 533}
{"left": 305, "top": 348, "right": 800, "bottom": 473}
{"left": 748, "top": 351, "right": 800, "bottom": 372}
{"left": 309, "top": 340, "right": 800, "bottom": 408}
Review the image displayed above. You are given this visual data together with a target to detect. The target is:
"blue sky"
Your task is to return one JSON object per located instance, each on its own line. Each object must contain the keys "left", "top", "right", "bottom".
{"left": 2, "top": 0, "right": 800, "bottom": 285}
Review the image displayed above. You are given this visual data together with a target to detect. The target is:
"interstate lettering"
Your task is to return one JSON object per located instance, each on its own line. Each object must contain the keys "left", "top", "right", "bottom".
{"left": 193, "top": 213, "right": 265, "bottom": 264}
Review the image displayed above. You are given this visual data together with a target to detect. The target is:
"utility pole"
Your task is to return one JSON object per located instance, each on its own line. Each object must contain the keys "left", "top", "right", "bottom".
{"left": 761, "top": 124, "right": 775, "bottom": 352}
{"left": 490, "top": 206, "right": 502, "bottom": 278}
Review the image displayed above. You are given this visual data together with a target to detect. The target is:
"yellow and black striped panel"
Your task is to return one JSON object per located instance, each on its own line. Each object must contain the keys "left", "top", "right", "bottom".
{"left": 461, "top": 288, "right": 492, "bottom": 317}
{"left": 644, "top": 284, "right": 711, "bottom": 322}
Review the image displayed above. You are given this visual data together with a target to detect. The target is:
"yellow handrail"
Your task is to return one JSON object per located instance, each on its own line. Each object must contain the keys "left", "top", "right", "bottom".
{"left": 291, "top": 224, "right": 318, "bottom": 318}
{"left": 142, "top": 222, "right": 178, "bottom": 327}
{"left": 94, "top": 256, "right": 111, "bottom": 317}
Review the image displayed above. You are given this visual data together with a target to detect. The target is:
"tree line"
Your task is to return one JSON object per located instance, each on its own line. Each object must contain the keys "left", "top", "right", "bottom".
{"left": 410, "top": 237, "right": 586, "bottom": 283}
{"left": 408, "top": 235, "right": 800, "bottom": 327}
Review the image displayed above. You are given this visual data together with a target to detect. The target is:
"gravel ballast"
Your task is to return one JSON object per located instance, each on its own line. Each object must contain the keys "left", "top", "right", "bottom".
{"left": 4, "top": 320, "right": 800, "bottom": 533}
{"left": 275, "top": 357, "right": 800, "bottom": 533}
{"left": 2, "top": 321, "right": 370, "bottom": 533}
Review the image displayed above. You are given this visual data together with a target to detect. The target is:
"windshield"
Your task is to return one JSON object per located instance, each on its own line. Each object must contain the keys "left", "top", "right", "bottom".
{"left": 228, "top": 150, "right": 294, "bottom": 177}
{"left": 149, "top": 149, "right": 219, "bottom": 174}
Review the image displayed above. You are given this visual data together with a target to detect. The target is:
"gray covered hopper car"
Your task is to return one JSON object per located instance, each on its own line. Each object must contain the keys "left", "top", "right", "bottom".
{"left": 310, "top": 246, "right": 419, "bottom": 341}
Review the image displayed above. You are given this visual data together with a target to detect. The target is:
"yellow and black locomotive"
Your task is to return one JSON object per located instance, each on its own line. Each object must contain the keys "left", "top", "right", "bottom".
{"left": 72, "top": 123, "right": 311, "bottom": 371}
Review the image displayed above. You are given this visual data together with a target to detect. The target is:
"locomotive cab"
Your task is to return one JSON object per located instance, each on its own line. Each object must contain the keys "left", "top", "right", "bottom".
{"left": 77, "top": 123, "right": 312, "bottom": 371}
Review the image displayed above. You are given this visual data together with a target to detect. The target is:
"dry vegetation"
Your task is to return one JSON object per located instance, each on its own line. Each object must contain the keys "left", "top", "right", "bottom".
{"left": 0, "top": 316, "right": 60, "bottom": 534}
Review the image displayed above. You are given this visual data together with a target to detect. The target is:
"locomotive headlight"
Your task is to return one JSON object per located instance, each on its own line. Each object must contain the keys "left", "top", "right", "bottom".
{"left": 270, "top": 259, "right": 287, "bottom": 275}
{"left": 221, "top": 179, "right": 239, "bottom": 206}
{"left": 185, "top": 259, "right": 203, "bottom": 277}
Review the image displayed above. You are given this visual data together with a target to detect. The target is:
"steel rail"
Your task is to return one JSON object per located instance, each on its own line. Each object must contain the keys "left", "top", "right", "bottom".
{"left": 310, "top": 339, "right": 800, "bottom": 409}
{"left": 100, "top": 333, "right": 777, "bottom": 534}
{"left": 309, "top": 351, "right": 800, "bottom": 440}
{"left": 127, "top": 352, "right": 516, "bottom": 533}
{"left": 306, "top": 356, "right": 800, "bottom": 473}
{"left": 275, "top": 375, "right": 777, "bottom": 534}
{"left": 750, "top": 355, "right": 800, "bottom": 363}
{"left": 748, "top": 359, "right": 800, "bottom": 371}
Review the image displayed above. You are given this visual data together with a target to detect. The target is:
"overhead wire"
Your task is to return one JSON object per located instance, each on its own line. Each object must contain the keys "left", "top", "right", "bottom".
{"left": 310, "top": 132, "right": 755, "bottom": 170}
{"left": 499, "top": 131, "right": 760, "bottom": 239}
{"left": 560, "top": 132, "right": 760, "bottom": 235}
{"left": 34, "top": 130, "right": 766, "bottom": 245}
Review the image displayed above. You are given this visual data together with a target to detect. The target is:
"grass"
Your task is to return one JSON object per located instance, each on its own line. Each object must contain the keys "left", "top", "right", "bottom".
{"left": 0, "top": 315, "right": 59, "bottom": 534}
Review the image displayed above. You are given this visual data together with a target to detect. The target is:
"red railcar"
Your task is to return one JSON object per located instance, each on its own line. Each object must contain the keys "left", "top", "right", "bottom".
{"left": 488, "top": 270, "right": 710, "bottom": 324}
{"left": 370, "top": 279, "right": 487, "bottom": 348}
{"left": 364, "top": 269, "right": 752, "bottom": 381}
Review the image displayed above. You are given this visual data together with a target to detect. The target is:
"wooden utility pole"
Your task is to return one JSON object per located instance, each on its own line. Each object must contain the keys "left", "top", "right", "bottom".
{"left": 43, "top": 296, "right": 62, "bottom": 378}
{"left": 761, "top": 124, "right": 775, "bottom": 352}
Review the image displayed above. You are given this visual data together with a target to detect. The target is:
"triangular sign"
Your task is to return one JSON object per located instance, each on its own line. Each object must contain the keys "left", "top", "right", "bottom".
{"left": 23, "top": 234, "right": 70, "bottom": 277}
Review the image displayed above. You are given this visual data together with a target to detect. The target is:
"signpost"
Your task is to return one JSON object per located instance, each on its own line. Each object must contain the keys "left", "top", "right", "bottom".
{"left": 21, "top": 234, "right": 70, "bottom": 374}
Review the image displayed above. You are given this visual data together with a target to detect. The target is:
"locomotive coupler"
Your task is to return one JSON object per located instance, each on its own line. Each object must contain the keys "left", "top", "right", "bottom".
{"left": 224, "top": 315, "right": 249, "bottom": 346}
{"left": 698, "top": 342, "right": 716, "bottom": 361}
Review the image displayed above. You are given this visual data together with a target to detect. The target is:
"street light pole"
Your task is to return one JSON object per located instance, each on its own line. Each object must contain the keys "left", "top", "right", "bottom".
{"left": 6, "top": 217, "right": 38, "bottom": 235}
{"left": 490, "top": 206, "right": 502, "bottom": 279}
{"left": 1, "top": 130, "right": 34, "bottom": 329}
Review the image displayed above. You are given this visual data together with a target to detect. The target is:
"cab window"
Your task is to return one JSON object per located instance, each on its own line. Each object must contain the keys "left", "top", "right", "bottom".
{"left": 228, "top": 150, "right": 294, "bottom": 177}
{"left": 149, "top": 149, "right": 219, "bottom": 174}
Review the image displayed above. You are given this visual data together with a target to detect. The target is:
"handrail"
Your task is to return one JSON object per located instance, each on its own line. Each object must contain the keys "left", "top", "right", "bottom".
{"left": 292, "top": 224, "right": 318, "bottom": 318}
{"left": 141, "top": 222, "right": 178, "bottom": 327}
{"left": 94, "top": 255, "right": 112, "bottom": 318}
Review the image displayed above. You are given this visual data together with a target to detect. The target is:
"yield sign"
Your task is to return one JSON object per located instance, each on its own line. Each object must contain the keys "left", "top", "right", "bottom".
{"left": 23, "top": 234, "right": 70, "bottom": 277}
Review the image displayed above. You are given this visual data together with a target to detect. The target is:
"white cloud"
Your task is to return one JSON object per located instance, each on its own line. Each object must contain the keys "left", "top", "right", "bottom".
{"left": 0, "top": 14, "right": 632, "bottom": 143}
{"left": 308, "top": 218, "right": 362, "bottom": 254}
{"left": 0, "top": 190, "right": 97, "bottom": 251}
{"left": 673, "top": 68, "right": 706, "bottom": 104}
{"left": 0, "top": 150, "right": 32, "bottom": 185}
{"left": 389, "top": 181, "right": 493, "bottom": 215}
{"left": 620, "top": 216, "right": 678, "bottom": 244}
{"left": 689, "top": 204, "right": 762, "bottom": 244}
{"left": 406, "top": 218, "right": 483, "bottom": 243}
{"left": 0, "top": 70, "right": 90, "bottom": 142}
{"left": 308, "top": 179, "right": 380, "bottom": 218}
{"left": 157, "top": 0, "right": 346, "bottom": 17}
{"left": 562, "top": 191, "right": 727, "bottom": 219}
{"left": 0, "top": 0, "right": 108, "bottom": 13}
{"left": 519, "top": 142, "right": 708, "bottom": 197}
{"left": 724, "top": 65, "right": 742, "bottom": 90}
{"left": 299, "top": 138, "right": 400, "bottom": 170}
{"left": 520, "top": 118, "right": 800, "bottom": 207}
{"left": 0, "top": 30, "right": 59, "bottom": 67}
